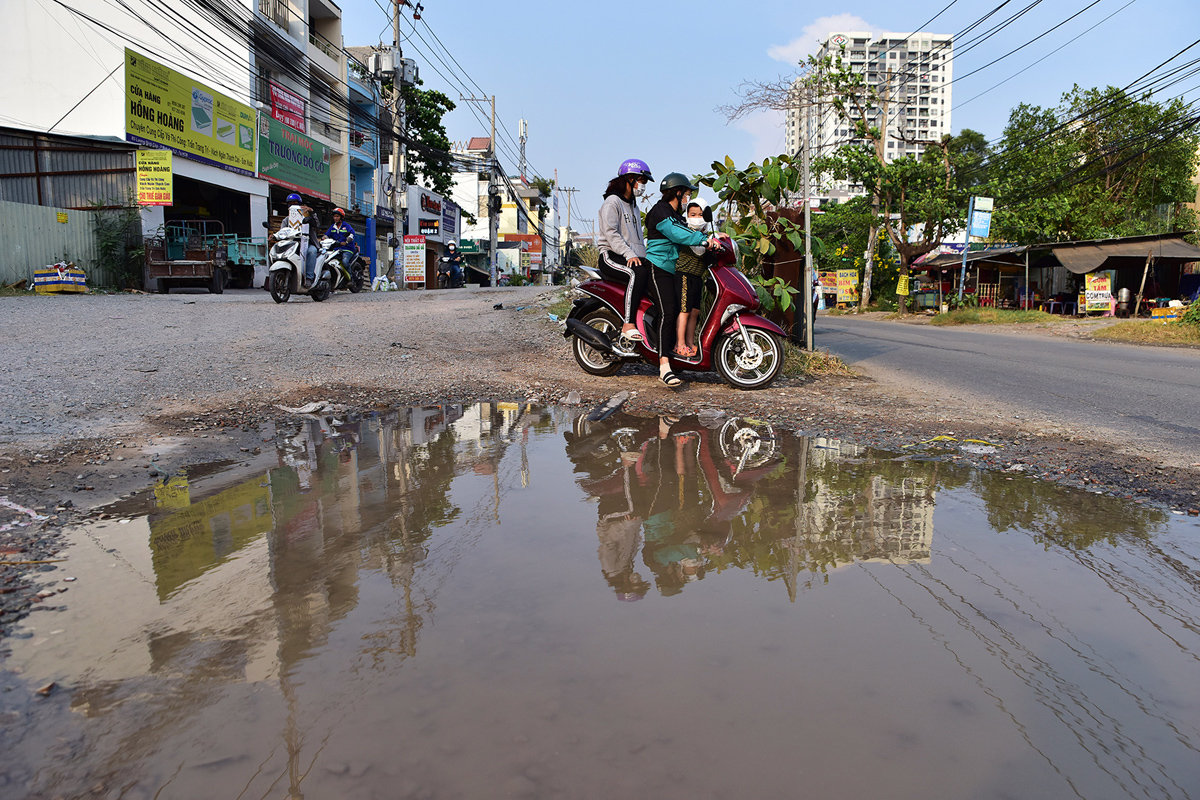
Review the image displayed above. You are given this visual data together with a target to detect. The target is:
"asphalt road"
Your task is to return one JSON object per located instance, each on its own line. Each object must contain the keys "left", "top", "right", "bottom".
{"left": 815, "top": 315, "right": 1200, "bottom": 466}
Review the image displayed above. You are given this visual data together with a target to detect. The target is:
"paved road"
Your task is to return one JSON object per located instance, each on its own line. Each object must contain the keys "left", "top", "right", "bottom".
{"left": 815, "top": 315, "right": 1200, "bottom": 465}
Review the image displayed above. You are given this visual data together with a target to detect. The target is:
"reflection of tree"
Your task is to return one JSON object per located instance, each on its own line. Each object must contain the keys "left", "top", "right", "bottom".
{"left": 973, "top": 471, "right": 1168, "bottom": 549}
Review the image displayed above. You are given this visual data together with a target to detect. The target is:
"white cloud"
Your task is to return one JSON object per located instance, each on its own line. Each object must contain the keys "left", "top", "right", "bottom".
{"left": 768, "top": 14, "right": 879, "bottom": 65}
{"left": 735, "top": 110, "right": 788, "bottom": 163}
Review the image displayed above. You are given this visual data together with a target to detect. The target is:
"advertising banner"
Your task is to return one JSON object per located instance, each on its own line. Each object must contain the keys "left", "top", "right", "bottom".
{"left": 836, "top": 269, "right": 860, "bottom": 303}
{"left": 896, "top": 274, "right": 910, "bottom": 296}
{"left": 1085, "top": 272, "right": 1113, "bottom": 312}
{"left": 442, "top": 199, "right": 457, "bottom": 237}
{"left": 136, "top": 149, "right": 173, "bottom": 206}
{"left": 418, "top": 218, "right": 440, "bottom": 236}
{"left": 818, "top": 271, "right": 838, "bottom": 289}
{"left": 257, "top": 115, "right": 331, "bottom": 200}
{"left": 403, "top": 235, "right": 425, "bottom": 283}
{"left": 124, "top": 48, "right": 255, "bottom": 176}
{"left": 269, "top": 81, "right": 306, "bottom": 133}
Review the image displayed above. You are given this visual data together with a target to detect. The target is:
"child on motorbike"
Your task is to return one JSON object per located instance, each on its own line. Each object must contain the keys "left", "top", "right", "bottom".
{"left": 644, "top": 173, "right": 716, "bottom": 388}
{"left": 598, "top": 159, "right": 653, "bottom": 349}
{"left": 673, "top": 198, "right": 711, "bottom": 359}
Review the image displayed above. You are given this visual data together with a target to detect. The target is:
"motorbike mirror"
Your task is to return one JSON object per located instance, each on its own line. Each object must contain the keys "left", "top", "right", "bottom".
{"left": 262, "top": 221, "right": 269, "bottom": 229}
{"left": 702, "top": 207, "right": 713, "bottom": 223}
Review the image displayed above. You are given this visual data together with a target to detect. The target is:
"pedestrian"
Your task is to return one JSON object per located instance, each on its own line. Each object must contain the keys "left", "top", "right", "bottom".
{"left": 286, "top": 193, "right": 318, "bottom": 287}
{"left": 598, "top": 158, "right": 653, "bottom": 349}
{"left": 644, "top": 173, "right": 716, "bottom": 388}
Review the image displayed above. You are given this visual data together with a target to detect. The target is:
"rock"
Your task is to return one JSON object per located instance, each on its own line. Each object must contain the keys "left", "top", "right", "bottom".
{"left": 35, "top": 681, "right": 55, "bottom": 696}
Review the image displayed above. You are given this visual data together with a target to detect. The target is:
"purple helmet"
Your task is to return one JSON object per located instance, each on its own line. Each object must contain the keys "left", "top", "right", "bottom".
{"left": 617, "top": 159, "right": 653, "bottom": 182}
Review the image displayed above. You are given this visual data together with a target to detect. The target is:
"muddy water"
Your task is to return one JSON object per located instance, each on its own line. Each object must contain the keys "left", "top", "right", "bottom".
{"left": 4, "top": 403, "right": 1200, "bottom": 800}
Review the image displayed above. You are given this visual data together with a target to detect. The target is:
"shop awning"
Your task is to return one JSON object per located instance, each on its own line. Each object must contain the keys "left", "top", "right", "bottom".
{"left": 1051, "top": 237, "right": 1200, "bottom": 274}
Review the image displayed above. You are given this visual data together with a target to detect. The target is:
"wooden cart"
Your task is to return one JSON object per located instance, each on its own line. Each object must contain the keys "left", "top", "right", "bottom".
{"left": 144, "top": 220, "right": 230, "bottom": 294}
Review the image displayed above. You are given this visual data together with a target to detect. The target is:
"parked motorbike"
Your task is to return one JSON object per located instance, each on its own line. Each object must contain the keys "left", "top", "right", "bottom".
{"left": 564, "top": 232, "right": 787, "bottom": 390}
{"left": 268, "top": 226, "right": 333, "bottom": 303}
{"left": 436, "top": 256, "right": 463, "bottom": 289}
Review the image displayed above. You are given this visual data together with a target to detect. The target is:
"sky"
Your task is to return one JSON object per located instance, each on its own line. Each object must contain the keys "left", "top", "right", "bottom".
{"left": 340, "top": 0, "right": 1200, "bottom": 232}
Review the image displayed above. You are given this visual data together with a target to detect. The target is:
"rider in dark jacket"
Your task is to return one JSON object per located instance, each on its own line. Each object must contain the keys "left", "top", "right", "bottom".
{"left": 325, "top": 208, "right": 359, "bottom": 268}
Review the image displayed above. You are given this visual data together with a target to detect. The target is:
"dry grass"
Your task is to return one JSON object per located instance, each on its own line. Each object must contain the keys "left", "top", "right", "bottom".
{"left": 1090, "top": 320, "right": 1200, "bottom": 346}
{"left": 931, "top": 308, "right": 1058, "bottom": 326}
{"left": 783, "top": 343, "right": 854, "bottom": 378}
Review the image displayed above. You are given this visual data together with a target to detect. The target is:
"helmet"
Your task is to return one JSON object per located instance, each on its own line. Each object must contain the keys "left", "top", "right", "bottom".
{"left": 617, "top": 158, "right": 653, "bottom": 182}
{"left": 332, "top": 207, "right": 345, "bottom": 217}
{"left": 660, "top": 173, "right": 699, "bottom": 193}
{"left": 286, "top": 193, "right": 302, "bottom": 204}
{"left": 447, "top": 241, "right": 457, "bottom": 250}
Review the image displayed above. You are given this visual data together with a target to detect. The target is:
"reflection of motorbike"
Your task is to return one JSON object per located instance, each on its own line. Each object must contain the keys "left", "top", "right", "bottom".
{"left": 718, "top": 418, "right": 778, "bottom": 478}
{"left": 565, "top": 231, "right": 787, "bottom": 389}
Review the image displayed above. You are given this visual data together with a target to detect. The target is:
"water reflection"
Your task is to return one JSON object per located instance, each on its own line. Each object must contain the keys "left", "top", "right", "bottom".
{"left": 4, "top": 404, "right": 1198, "bottom": 800}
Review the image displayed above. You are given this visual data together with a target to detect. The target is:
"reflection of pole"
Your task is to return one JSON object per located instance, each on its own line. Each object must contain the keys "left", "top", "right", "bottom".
{"left": 787, "top": 436, "right": 810, "bottom": 602}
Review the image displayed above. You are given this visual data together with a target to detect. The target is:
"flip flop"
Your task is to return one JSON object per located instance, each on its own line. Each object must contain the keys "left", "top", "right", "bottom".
{"left": 621, "top": 329, "right": 644, "bottom": 342}
{"left": 660, "top": 371, "right": 684, "bottom": 388}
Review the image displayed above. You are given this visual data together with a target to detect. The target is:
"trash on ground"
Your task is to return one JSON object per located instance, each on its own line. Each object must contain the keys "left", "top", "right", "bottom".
{"left": 493, "top": 303, "right": 504, "bottom": 310}
{"left": 34, "top": 262, "right": 87, "bottom": 294}
{"left": 564, "top": 391, "right": 581, "bottom": 405}
{"left": 276, "top": 401, "right": 331, "bottom": 415}
{"left": 588, "top": 391, "right": 630, "bottom": 422}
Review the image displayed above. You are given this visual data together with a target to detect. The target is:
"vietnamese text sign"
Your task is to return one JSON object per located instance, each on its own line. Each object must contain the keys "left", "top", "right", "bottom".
{"left": 896, "top": 274, "right": 910, "bottom": 296}
{"left": 836, "top": 269, "right": 859, "bottom": 303}
{"left": 258, "top": 115, "right": 330, "bottom": 200}
{"left": 419, "top": 217, "right": 440, "bottom": 237}
{"left": 125, "top": 48, "right": 255, "bottom": 176}
{"left": 136, "top": 149, "right": 173, "bottom": 205}
{"left": 403, "top": 235, "right": 425, "bottom": 283}
{"left": 269, "top": 81, "right": 306, "bottom": 133}
{"left": 1085, "top": 273, "right": 1112, "bottom": 312}
{"left": 818, "top": 271, "right": 838, "bottom": 289}
{"left": 442, "top": 200, "right": 457, "bottom": 237}
{"left": 969, "top": 209, "right": 993, "bottom": 238}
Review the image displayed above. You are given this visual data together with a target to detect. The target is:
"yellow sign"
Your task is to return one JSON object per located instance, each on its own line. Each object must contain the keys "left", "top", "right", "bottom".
{"left": 896, "top": 274, "right": 910, "bottom": 296}
{"left": 56, "top": 211, "right": 68, "bottom": 224}
{"left": 1085, "top": 272, "right": 1112, "bottom": 312}
{"left": 125, "top": 48, "right": 256, "bottom": 176}
{"left": 836, "top": 269, "right": 860, "bottom": 303}
{"left": 136, "top": 149, "right": 173, "bottom": 206}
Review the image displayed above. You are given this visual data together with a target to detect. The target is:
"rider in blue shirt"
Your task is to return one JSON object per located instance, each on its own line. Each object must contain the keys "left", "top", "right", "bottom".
{"left": 325, "top": 208, "right": 359, "bottom": 267}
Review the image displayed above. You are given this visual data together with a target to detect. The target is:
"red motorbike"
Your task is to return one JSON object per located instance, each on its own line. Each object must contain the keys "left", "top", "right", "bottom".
{"left": 564, "top": 233, "right": 787, "bottom": 390}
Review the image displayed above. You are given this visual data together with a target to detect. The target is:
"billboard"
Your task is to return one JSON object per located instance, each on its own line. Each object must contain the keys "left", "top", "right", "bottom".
{"left": 136, "top": 149, "right": 172, "bottom": 206}
{"left": 269, "top": 81, "right": 306, "bottom": 132}
{"left": 124, "top": 48, "right": 256, "bottom": 176}
{"left": 257, "top": 115, "right": 331, "bottom": 200}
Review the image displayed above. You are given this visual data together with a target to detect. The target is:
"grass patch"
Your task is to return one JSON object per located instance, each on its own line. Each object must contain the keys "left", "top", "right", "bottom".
{"left": 931, "top": 308, "right": 1058, "bottom": 326}
{"left": 1090, "top": 320, "right": 1200, "bottom": 346}
{"left": 546, "top": 293, "right": 573, "bottom": 320}
{"left": 783, "top": 343, "right": 854, "bottom": 378}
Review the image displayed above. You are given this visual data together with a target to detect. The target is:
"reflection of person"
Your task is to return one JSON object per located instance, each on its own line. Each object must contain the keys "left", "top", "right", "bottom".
{"left": 596, "top": 457, "right": 650, "bottom": 601}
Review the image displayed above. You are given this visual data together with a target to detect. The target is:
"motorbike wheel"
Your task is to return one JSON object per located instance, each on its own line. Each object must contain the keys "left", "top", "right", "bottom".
{"left": 269, "top": 271, "right": 291, "bottom": 304}
{"left": 571, "top": 307, "right": 624, "bottom": 377}
{"left": 310, "top": 278, "right": 331, "bottom": 302}
{"left": 349, "top": 268, "right": 364, "bottom": 293}
{"left": 713, "top": 328, "right": 784, "bottom": 390}
{"left": 718, "top": 417, "right": 779, "bottom": 474}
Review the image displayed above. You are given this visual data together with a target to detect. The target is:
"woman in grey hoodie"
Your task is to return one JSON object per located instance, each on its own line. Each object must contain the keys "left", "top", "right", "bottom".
{"left": 597, "top": 159, "right": 653, "bottom": 346}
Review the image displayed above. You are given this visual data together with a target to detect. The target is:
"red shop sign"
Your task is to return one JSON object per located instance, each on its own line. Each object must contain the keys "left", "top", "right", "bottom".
{"left": 270, "top": 81, "right": 306, "bottom": 133}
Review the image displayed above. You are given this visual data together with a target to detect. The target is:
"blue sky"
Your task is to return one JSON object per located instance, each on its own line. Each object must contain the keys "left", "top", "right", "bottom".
{"left": 340, "top": 0, "right": 1200, "bottom": 230}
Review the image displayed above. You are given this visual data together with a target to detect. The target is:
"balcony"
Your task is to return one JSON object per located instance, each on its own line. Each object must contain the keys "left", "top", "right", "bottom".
{"left": 307, "top": 28, "right": 342, "bottom": 78}
{"left": 259, "top": 0, "right": 290, "bottom": 30}
{"left": 349, "top": 128, "right": 378, "bottom": 167}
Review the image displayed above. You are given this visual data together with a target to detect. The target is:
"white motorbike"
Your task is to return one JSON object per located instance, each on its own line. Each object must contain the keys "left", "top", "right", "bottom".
{"left": 269, "top": 226, "right": 336, "bottom": 303}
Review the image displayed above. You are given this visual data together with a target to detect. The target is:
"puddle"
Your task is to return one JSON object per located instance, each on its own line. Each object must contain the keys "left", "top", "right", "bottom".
{"left": 3, "top": 403, "right": 1200, "bottom": 799}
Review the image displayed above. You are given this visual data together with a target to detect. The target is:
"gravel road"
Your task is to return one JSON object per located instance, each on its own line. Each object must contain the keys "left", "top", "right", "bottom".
{"left": 2, "top": 288, "right": 1198, "bottom": 638}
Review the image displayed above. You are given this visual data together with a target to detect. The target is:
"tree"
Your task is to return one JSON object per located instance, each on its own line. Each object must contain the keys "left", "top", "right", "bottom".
{"left": 986, "top": 86, "right": 1200, "bottom": 242}
{"left": 380, "top": 77, "right": 457, "bottom": 198}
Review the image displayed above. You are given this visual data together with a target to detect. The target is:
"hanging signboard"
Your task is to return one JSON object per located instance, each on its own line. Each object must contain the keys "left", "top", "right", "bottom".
{"left": 124, "top": 48, "right": 256, "bottom": 176}
{"left": 896, "top": 274, "right": 911, "bottom": 296}
{"left": 441, "top": 199, "right": 457, "bottom": 237}
{"left": 403, "top": 235, "right": 425, "bottom": 283}
{"left": 836, "top": 269, "right": 860, "bottom": 303}
{"left": 269, "top": 81, "right": 306, "bottom": 133}
{"left": 418, "top": 218, "right": 440, "bottom": 236}
{"left": 257, "top": 115, "right": 331, "bottom": 200}
{"left": 136, "top": 149, "right": 173, "bottom": 206}
{"left": 1085, "top": 272, "right": 1113, "bottom": 312}
{"left": 968, "top": 196, "right": 994, "bottom": 238}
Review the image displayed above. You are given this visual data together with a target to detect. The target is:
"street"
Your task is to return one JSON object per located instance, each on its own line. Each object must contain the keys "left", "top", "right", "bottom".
{"left": 817, "top": 314, "right": 1200, "bottom": 468}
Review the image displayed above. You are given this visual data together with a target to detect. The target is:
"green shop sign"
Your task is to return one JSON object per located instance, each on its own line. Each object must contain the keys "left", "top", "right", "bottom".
{"left": 257, "top": 115, "right": 331, "bottom": 200}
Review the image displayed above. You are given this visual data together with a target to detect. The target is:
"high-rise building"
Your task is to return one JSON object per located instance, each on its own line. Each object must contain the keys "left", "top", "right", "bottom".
{"left": 786, "top": 31, "right": 954, "bottom": 201}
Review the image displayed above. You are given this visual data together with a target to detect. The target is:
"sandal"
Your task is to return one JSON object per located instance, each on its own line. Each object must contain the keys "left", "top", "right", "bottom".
{"left": 621, "top": 328, "right": 643, "bottom": 342}
{"left": 660, "top": 371, "right": 684, "bottom": 388}
{"left": 673, "top": 345, "right": 698, "bottom": 359}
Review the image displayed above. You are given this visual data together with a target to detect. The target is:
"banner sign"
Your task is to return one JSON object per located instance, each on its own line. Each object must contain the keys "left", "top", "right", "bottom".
{"left": 1085, "top": 273, "right": 1113, "bottom": 312}
{"left": 896, "top": 274, "right": 910, "bottom": 296}
{"left": 136, "top": 149, "right": 173, "bottom": 206}
{"left": 442, "top": 199, "right": 457, "bottom": 237}
{"left": 818, "top": 271, "right": 838, "bottom": 289}
{"left": 419, "top": 218, "right": 440, "bottom": 236}
{"left": 403, "top": 235, "right": 425, "bottom": 283}
{"left": 257, "top": 115, "right": 330, "bottom": 200}
{"left": 269, "top": 81, "right": 306, "bottom": 133}
{"left": 836, "top": 269, "right": 860, "bottom": 303}
{"left": 124, "top": 48, "right": 255, "bottom": 176}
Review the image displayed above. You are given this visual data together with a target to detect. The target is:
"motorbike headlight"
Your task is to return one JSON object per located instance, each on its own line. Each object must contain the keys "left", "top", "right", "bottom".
{"left": 721, "top": 303, "right": 748, "bottom": 326}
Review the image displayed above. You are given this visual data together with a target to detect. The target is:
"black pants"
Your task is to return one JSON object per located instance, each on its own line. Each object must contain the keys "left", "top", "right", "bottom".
{"left": 647, "top": 267, "right": 678, "bottom": 359}
{"left": 598, "top": 250, "right": 649, "bottom": 325}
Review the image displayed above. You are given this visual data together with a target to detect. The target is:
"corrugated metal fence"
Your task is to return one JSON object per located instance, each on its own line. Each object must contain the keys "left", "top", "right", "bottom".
{"left": 0, "top": 199, "right": 112, "bottom": 285}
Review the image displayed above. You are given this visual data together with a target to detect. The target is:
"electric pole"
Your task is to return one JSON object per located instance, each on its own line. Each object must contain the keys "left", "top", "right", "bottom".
{"left": 519, "top": 119, "right": 527, "bottom": 182}
{"left": 801, "top": 82, "right": 814, "bottom": 351}
{"left": 390, "top": 1, "right": 406, "bottom": 285}
{"left": 463, "top": 94, "right": 498, "bottom": 286}
{"left": 560, "top": 186, "right": 578, "bottom": 265}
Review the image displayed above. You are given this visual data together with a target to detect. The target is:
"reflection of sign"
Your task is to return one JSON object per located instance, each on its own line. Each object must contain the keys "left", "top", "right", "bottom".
{"left": 136, "top": 149, "right": 173, "bottom": 206}
{"left": 419, "top": 218, "right": 439, "bottom": 236}
{"left": 258, "top": 115, "right": 331, "bottom": 200}
{"left": 897, "top": 274, "right": 910, "bottom": 296}
{"left": 837, "top": 269, "right": 859, "bottom": 303}
{"left": 403, "top": 234, "right": 425, "bottom": 282}
{"left": 125, "top": 48, "right": 255, "bottom": 176}
{"left": 1085, "top": 273, "right": 1113, "bottom": 311}
{"left": 269, "top": 81, "right": 306, "bottom": 132}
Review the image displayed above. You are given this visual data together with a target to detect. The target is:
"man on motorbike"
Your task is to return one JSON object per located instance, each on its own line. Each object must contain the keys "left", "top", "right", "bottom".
{"left": 325, "top": 208, "right": 360, "bottom": 271}
{"left": 443, "top": 242, "right": 463, "bottom": 287}
{"left": 286, "top": 193, "right": 318, "bottom": 286}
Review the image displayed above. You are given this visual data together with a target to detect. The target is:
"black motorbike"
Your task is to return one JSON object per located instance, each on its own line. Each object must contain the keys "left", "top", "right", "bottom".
{"left": 436, "top": 256, "right": 464, "bottom": 289}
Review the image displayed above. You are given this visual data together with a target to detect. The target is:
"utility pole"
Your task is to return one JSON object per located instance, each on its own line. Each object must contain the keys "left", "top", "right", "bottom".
{"left": 390, "top": 1, "right": 406, "bottom": 286}
{"left": 518, "top": 119, "right": 527, "bottom": 182}
{"left": 801, "top": 83, "right": 814, "bottom": 352}
{"left": 463, "top": 94, "right": 498, "bottom": 286}
{"left": 560, "top": 186, "right": 578, "bottom": 264}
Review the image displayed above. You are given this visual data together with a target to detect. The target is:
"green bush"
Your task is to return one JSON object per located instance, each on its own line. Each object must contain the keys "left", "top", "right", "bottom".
{"left": 1176, "top": 302, "right": 1200, "bottom": 327}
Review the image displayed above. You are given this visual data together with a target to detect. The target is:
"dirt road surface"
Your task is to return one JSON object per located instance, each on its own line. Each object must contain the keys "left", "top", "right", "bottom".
{"left": 2, "top": 287, "right": 1198, "bottom": 635}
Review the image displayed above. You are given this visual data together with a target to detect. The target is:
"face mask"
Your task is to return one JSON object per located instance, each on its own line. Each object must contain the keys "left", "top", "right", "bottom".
{"left": 633, "top": 182, "right": 646, "bottom": 198}
{"left": 686, "top": 216, "right": 706, "bottom": 230}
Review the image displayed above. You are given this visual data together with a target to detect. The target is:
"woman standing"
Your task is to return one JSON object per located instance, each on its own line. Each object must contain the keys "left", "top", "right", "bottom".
{"left": 598, "top": 159, "right": 653, "bottom": 348}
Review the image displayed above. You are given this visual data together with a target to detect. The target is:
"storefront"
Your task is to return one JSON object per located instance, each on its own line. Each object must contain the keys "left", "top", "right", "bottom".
{"left": 404, "top": 186, "right": 461, "bottom": 288}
